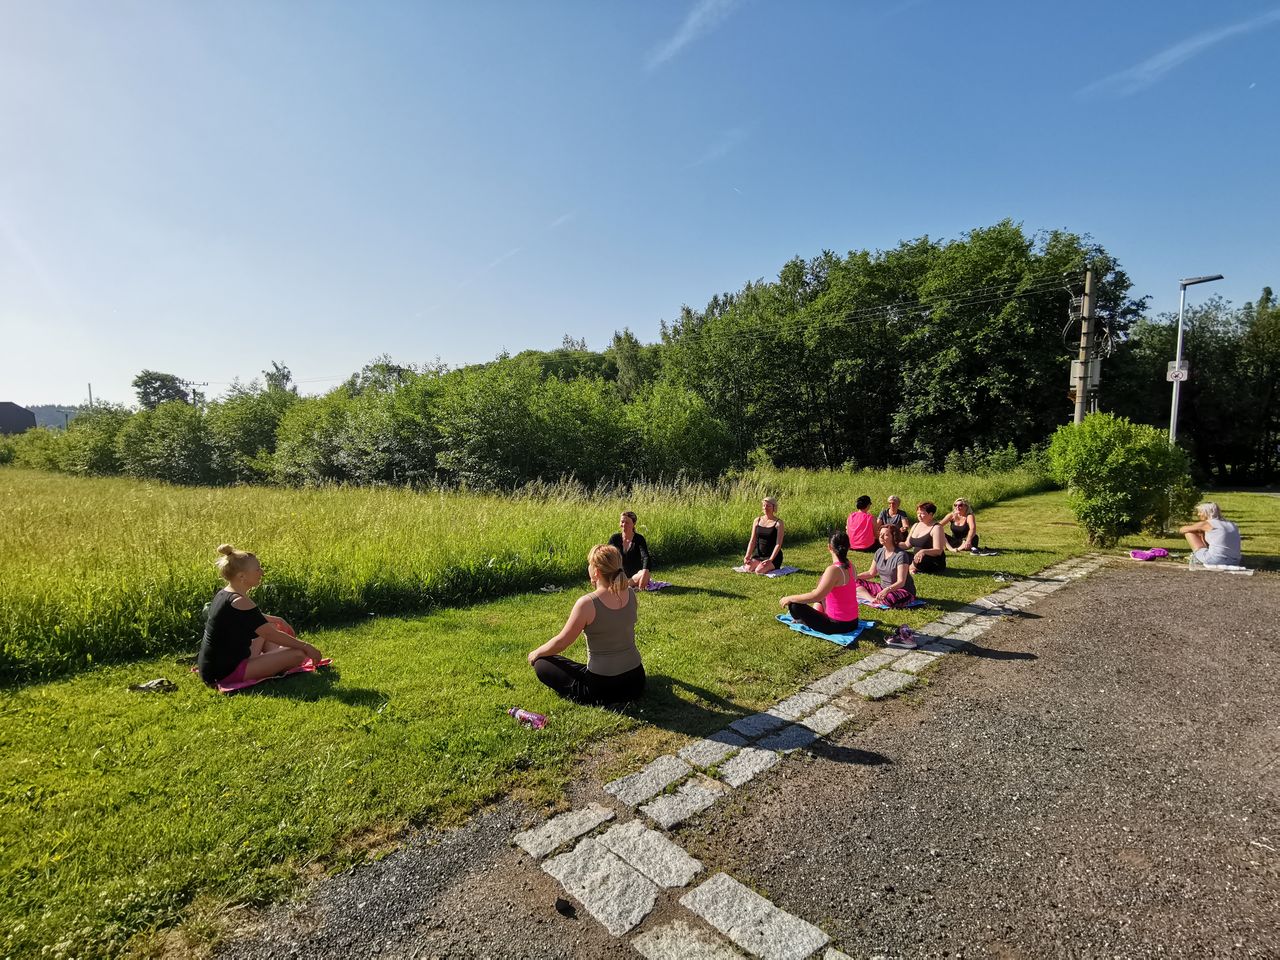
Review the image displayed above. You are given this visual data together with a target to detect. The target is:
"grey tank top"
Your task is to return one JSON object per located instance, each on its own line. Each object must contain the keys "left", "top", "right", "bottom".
{"left": 1205, "top": 517, "right": 1242, "bottom": 564}
{"left": 585, "top": 591, "right": 642, "bottom": 676}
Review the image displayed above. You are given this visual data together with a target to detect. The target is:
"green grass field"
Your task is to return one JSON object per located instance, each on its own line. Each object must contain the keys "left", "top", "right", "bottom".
{"left": 0, "top": 467, "right": 1046, "bottom": 682}
{"left": 2, "top": 473, "right": 1275, "bottom": 959}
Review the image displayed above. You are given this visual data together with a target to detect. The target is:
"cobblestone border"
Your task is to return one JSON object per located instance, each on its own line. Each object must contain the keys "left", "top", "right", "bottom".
{"left": 514, "top": 554, "right": 1108, "bottom": 957}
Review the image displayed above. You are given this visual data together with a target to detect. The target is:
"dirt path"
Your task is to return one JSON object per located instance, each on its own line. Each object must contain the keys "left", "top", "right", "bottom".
{"left": 218, "top": 561, "right": 1280, "bottom": 959}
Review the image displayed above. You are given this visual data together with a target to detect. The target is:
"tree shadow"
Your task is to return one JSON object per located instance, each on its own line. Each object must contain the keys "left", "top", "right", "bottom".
{"left": 230, "top": 667, "right": 387, "bottom": 707}
{"left": 954, "top": 644, "right": 1037, "bottom": 661}
{"left": 809, "top": 741, "right": 893, "bottom": 766}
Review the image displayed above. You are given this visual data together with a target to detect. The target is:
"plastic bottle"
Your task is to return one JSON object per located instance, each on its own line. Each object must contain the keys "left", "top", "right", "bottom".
{"left": 508, "top": 707, "right": 547, "bottom": 729}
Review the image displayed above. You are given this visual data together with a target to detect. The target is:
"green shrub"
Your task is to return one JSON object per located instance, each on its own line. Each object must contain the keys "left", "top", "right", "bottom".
{"left": 8, "top": 427, "right": 68, "bottom": 471}
{"left": 1048, "top": 412, "right": 1198, "bottom": 545}
{"left": 0, "top": 436, "right": 14, "bottom": 466}
{"left": 116, "top": 402, "right": 216, "bottom": 484}
{"left": 60, "top": 406, "right": 131, "bottom": 476}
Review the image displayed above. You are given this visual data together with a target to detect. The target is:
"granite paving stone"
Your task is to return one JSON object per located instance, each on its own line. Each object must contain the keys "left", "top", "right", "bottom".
{"left": 640, "top": 775, "right": 728, "bottom": 830}
{"left": 756, "top": 723, "right": 819, "bottom": 753}
{"left": 632, "top": 920, "right": 747, "bottom": 960}
{"left": 679, "top": 729, "right": 748, "bottom": 769}
{"left": 769, "top": 690, "right": 831, "bottom": 720}
{"left": 823, "top": 949, "right": 855, "bottom": 960}
{"left": 597, "top": 820, "right": 702, "bottom": 888}
{"left": 728, "top": 711, "right": 789, "bottom": 740}
{"left": 719, "top": 746, "right": 782, "bottom": 787}
{"left": 799, "top": 704, "right": 851, "bottom": 736}
{"left": 852, "top": 652, "right": 900, "bottom": 673}
{"left": 680, "top": 873, "right": 830, "bottom": 960}
{"left": 851, "top": 669, "right": 917, "bottom": 700}
{"left": 805, "top": 663, "right": 870, "bottom": 695}
{"left": 890, "top": 651, "right": 943, "bottom": 674}
{"left": 541, "top": 838, "right": 657, "bottom": 936}
{"left": 604, "top": 755, "right": 693, "bottom": 807}
{"left": 514, "top": 803, "right": 614, "bottom": 859}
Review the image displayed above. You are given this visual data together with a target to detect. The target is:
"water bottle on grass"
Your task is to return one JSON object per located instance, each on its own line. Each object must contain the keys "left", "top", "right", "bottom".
{"left": 508, "top": 707, "right": 547, "bottom": 729}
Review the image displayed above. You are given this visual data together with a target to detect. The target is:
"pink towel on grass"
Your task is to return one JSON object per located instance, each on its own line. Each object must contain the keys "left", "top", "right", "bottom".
{"left": 191, "top": 657, "right": 333, "bottom": 692}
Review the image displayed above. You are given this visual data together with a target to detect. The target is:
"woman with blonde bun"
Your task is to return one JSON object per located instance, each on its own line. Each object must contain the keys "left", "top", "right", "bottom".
{"left": 528, "top": 544, "right": 645, "bottom": 705}
{"left": 197, "top": 545, "right": 323, "bottom": 688}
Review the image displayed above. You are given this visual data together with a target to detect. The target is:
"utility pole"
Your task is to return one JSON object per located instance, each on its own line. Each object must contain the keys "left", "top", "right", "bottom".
{"left": 1072, "top": 269, "right": 1094, "bottom": 424}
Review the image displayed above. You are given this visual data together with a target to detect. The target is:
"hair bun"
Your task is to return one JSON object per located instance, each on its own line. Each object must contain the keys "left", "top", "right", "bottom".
{"left": 217, "top": 543, "right": 236, "bottom": 556}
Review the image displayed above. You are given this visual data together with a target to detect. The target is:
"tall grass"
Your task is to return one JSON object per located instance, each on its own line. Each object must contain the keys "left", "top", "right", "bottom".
{"left": 0, "top": 467, "right": 1048, "bottom": 683}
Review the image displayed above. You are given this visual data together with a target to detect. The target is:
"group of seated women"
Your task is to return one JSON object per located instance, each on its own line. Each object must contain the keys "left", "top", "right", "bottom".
{"left": 848, "top": 494, "right": 981, "bottom": 573}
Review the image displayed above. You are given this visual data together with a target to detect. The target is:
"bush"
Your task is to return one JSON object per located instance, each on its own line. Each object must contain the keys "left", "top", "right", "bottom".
{"left": 625, "top": 383, "right": 732, "bottom": 481}
{"left": 207, "top": 388, "right": 298, "bottom": 483}
{"left": 7, "top": 427, "right": 68, "bottom": 471}
{"left": 116, "top": 402, "right": 216, "bottom": 484}
{"left": 60, "top": 406, "right": 131, "bottom": 476}
{"left": 0, "top": 436, "right": 14, "bottom": 466}
{"left": 1048, "top": 412, "right": 1198, "bottom": 546}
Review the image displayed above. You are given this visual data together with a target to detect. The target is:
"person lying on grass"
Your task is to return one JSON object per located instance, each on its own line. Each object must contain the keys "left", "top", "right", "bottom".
{"left": 940, "top": 497, "right": 980, "bottom": 552}
{"left": 197, "top": 544, "right": 323, "bottom": 689}
{"left": 608, "top": 510, "right": 652, "bottom": 590}
{"left": 742, "top": 496, "right": 785, "bottom": 574}
{"left": 777, "top": 532, "right": 862, "bottom": 635}
{"left": 527, "top": 544, "right": 646, "bottom": 706}
{"left": 856, "top": 525, "right": 918, "bottom": 608}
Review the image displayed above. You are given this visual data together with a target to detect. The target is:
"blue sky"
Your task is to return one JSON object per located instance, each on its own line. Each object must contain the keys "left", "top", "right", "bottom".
{"left": 2, "top": 0, "right": 1277, "bottom": 406}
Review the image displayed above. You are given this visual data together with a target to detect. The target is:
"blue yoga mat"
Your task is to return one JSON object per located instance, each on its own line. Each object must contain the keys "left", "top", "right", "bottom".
{"left": 776, "top": 613, "right": 876, "bottom": 648}
{"left": 868, "top": 597, "right": 928, "bottom": 611}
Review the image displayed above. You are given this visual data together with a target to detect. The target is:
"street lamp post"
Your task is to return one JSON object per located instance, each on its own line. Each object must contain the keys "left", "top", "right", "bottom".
{"left": 1168, "top": 274, "right": 1223, "bottom": 444}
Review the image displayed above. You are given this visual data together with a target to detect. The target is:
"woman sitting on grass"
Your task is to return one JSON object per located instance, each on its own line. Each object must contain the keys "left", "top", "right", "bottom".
{"left": 856, "top": 525, "right": 917, "bottom": 608}
{"left": 940, "top": 497, "right": 980, "bottom": 552}
{"left": 1180, "top": 501, "right": 1242, "bottom": 566}
{"left": 778, "top": 532, "right": 862, "bottom": 635}
{"left": 528, "top": 544, "right": 645, "bottom": 706}
{"left": 906, "top": 501, "right": 948, "bottom": 575}
{"left": 743, "top": 497, "right": 785, "bottom": 574}
{"left": 608, "top": 510, "right": 651, "bottom": 590}
{"left": 846, "top": 495, "right": 878, "bottom": 552}
{"left": 198, "top": 544, "right": 323, "bottom": 689}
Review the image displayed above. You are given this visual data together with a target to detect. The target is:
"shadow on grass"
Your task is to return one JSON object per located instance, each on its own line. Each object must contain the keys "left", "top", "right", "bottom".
{"left": 652, "top": 585, "right": 750, "bottom": 600}
{"left": 619, "top": 674, "right": 754, "bottom": 738}
{"left": 230, "top": 668, "right": 388, "bottom": 707}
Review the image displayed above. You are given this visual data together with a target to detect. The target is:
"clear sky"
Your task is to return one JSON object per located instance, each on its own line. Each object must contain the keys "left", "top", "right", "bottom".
{"left": 2, "top": 0, "right": 1277, "bottom": 406}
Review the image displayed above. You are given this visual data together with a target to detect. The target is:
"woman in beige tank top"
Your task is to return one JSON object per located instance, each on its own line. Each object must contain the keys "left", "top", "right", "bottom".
{"left": 528, "top": 544, "right": 646, "bottom": 706}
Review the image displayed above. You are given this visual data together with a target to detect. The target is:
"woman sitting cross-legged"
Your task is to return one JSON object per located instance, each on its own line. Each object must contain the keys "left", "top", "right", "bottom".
{"left": 856, "top": 525, "right": 917, "bottom": 608}
{"left": 528, "top": 544, "right": 646, "bottom": 706}
{"left": 198, "top": 544, "right": 323, "bottom": 689}
{"left": 742, "top": 496, "right": 785, "bottom": 574}
{"left": 778, "top": 532, "right": 862, "bottom": 635}
{"left": 906, "top": 501, "right": 948, "bottom": 575}
{"left": 1180, "top": 501, "right": 1242, "bottom": 566}
{"left": 608, "top": 510, "right": 651, "bottom": 590}
{"left": 940, "top": 497, "right": 980, "bottom": 552}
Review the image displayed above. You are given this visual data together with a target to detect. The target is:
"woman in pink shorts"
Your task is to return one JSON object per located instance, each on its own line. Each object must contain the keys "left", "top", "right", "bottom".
{"left": 855, "top": 526, "right": 917, "bottom": 608}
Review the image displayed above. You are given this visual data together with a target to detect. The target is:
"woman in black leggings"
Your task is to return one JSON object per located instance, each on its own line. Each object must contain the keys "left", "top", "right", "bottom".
{"left": 528, "top": 544, "right": 645, "bottom": 706}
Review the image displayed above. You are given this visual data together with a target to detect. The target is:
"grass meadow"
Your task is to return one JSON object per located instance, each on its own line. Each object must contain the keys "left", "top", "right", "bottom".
{"left": 3, "top": 469, "right": 1275, "bottom": 958}
{"left": 0, "top": 466, "right": 1046, "bottom": 683}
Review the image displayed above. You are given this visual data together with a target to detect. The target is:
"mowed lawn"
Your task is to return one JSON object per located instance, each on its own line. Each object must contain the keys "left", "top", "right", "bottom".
{"left": 3, "top": 489, "right": 1277, "bottom": 958}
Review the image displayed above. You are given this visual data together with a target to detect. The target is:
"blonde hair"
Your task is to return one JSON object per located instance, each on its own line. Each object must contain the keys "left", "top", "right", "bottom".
{"left": 588, "top": 544, "right": 629, "bottom": 596}
{"left": 762, "top": 496, "right": 778, "bottom": 510}
{"left": 215, "top": 543, "right": 259, "bottom": 582}
{"left": 1196, "top": 501, "right": 1222, "bottom": 521}
{"left": 954, "top": 498, "right": 971, "bottom": 511}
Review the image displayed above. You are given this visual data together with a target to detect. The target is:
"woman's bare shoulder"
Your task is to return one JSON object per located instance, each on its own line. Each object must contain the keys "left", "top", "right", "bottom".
{"left": 230, "top": 594, "right": 258, "bottom": 610}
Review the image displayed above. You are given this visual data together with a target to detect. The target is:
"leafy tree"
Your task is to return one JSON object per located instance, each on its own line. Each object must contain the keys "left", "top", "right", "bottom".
{"left": 606, "top": 329, "right": 661, "bottom": 402}
{"left": 272, "top": 391, "right": 354, "bottom": 485}
{"left": 625, "top": 383, "right": 732, "bottom": 479}
{"left": 264, "top": 361, "right": 297, "bottom": 394}
{"left": 207, "top": 387, "right": 298, "bottom": 483}
{"left": 132, "top": 370, "right": 190, "bottom": 410}
{"left": 59, "top": 405, "right": 131, "bottom": 475}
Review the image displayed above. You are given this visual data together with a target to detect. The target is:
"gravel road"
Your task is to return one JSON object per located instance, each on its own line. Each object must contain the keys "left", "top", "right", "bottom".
{"left": 218, "top": 561, "right": 1279, "bottom": 959}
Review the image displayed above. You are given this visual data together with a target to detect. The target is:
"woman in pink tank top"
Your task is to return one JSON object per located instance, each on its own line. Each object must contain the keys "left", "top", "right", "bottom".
{"left": 778, "top": 532, "right": 861, "bottom": 635}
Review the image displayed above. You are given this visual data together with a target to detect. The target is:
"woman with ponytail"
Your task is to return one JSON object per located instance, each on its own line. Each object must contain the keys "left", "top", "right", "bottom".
{"left": 778, "top": 532, "right": 862, "bottom": 635}
{"left": 527, "top": 544, "right": 646, "bottom": 706}
{"left": 198, "top": 544, "right": 323, "bottom": 688}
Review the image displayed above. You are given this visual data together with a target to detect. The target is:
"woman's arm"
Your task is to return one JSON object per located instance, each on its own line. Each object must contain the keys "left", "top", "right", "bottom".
{"left": 961, "top": 513, "right": 977, "bottom": 549}
{"left": 253, "top": 622, "right": 322, "bottom": 662}
{"left": 529, "top": 595, "right": 595, "bottom": 664}
{"left": 637, "top": 533, "right": 650, "bottom": 571}
{"left": 886, "top": 554, "right": 910, "bottom": 592}
{"left": 1178, "top": 520, "right": 1212, "bottom": 534}
{"left": 771, "top": 521, "right": 785, "bottom": 562}
{"left": 780, "top": 565, "right": 842, "bottom": 607}
{"left": 928, "top": 524, "right": 947, "bottom": 554}
{"left": 744, "top": 520, "right": 759, "bottom": 562}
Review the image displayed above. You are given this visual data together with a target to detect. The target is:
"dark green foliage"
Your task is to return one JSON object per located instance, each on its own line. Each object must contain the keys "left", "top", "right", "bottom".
{"left": 59, "top": 405, "right": 131, "bottom": 475}
{"left": 207, "top": 387, "right": 298, "bottom": 483}
{"left": 1048, "top": 413, "right": 1198, "bottom": 546}
{"left": 116, "top": 402, "right": 216, "bottom": 484}
{"left": 131, "top": 370, "right": 191, "bottom": 410}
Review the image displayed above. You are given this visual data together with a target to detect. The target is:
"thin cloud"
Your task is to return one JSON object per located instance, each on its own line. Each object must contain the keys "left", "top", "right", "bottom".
{"left": 646, "top": 0, "right": 740, "bottom": 71}
{"left": 686, "top": 126, "right": 748, "bottom": 169}
{"left": 1079, "top": 7, "right": 1280, "bottom": 97}
{"left": 546, "top": 211, "right": 575, "bottom": 230}
{"left": 485, "top": 246, "right": 523, "bottom": 270}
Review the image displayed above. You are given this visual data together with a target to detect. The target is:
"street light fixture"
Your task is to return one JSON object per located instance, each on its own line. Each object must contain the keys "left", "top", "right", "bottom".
{"left": 1168, "top": 273, "right": 1223, "bottom": 444}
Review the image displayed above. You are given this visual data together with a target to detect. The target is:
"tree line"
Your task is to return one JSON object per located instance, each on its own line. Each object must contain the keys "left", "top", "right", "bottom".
{"left": 4, "top": 220, "right": 1274, "bottom": 487}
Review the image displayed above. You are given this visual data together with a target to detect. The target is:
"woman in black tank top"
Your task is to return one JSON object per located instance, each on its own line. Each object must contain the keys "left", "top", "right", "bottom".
{"left": 742, "top": 497, "right": 785, "bottom": 574}
{"left": 906, "top": 502, "right": 947, "bottom": 574}
{"left": 940, "top": 498, "right": 980, "bottom": 551}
